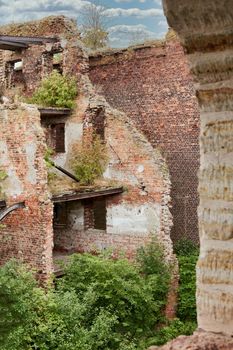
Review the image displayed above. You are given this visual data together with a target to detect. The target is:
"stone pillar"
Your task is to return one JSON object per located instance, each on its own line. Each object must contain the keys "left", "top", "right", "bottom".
{"left": 163, "top": 0, "right": 233, "bottom": 335}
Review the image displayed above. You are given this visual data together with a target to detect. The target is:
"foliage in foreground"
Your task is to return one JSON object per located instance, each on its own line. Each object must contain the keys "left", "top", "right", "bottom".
{"left": 0, "top": 241, "right": 170, "bottom": 350}
{"left": 0, "top": 239, "right": 199, "bottom": 349}
{"left": 150, "top": 239, "right": 199, "bottom": 346}
{"left": 31, "top": 71, "right": 77, "bottom": 108}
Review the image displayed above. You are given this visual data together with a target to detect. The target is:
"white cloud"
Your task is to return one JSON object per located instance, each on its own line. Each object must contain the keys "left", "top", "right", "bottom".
{"left": 158, "top": 20, "right": 168, "bottom": 26}
{"left": 104, "top": 7, "right": 163, "bottom": 18}
{"left": 0, "top": 0, "right": 91, "bottom": 24}
{"left": 153, "top": 0, "right": 162, "bottom": 5}
{"left": 114, "top": 0, "right": 132, "bottom": 3}
{"left": 0, "top": 0, "right": 166, "bottom": 48}
{"left": 109, "top": 24, "right": 153, "bottom": 35}
{"left": 108, "top": 24, "right": 160, "bottom": 47}
{"left": 115, "top": 0, "right": 147, "bottom": 2}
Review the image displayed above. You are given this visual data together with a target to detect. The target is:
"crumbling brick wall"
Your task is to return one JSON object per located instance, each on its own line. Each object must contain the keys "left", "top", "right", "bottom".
{"left": 0, "top": 104, "right": 53, "bottom": 278}
{"left": 0, "top": 15, "right": 80, "bottom": 39}
{"left": 0, "top": 16, "right": 177, "bottom": 305}
{"left": 0, "top": 16, "right": 88, "bottom": 98}
{"left": 89, "top": 37, "right": 200, "bottom": 242}
{"left": 53, "top": 94, "right": 173, "bottom": 260}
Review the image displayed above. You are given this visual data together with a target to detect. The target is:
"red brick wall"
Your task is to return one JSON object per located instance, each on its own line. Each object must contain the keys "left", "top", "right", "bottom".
{"left": 0, "top": 105, "right": 53, "bottom": 278}
{"left": 89, "top": 39, "right": 200, "bottom": 242}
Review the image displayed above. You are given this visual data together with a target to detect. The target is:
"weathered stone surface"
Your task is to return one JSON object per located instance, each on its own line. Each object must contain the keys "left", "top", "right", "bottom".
{"left": 149, "top": 331, "right": 233, "bottom": 350}
{"left": 163, "top": 0, "right": 233, "bottom": 337}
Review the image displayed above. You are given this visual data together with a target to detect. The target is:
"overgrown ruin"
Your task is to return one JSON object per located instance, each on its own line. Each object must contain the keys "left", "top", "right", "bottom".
{"left": 1, "top": 0, "right": 233, "bottom": 347}
{"left": 0, "top": 16, "right": 176, "bottom": 308}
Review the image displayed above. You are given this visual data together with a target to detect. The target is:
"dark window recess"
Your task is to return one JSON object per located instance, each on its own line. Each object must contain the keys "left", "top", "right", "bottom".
{"left": 6, "top": 60, "right": 25, "bottom": 88}
{"left": 93, "top": 108, "right": 105, "bottom": 140}
{"left": 54, "top": 203, "right": 68, "bottom": 227}
{"left": 53, "top": 64, "right": 63, "bottom": 74}
{"left": 51, "top": 123, "right": 65, "bottom": 153}
{"left": 53, "top": 53, "right": 63, "bottom": 74}
{"left": 93, "top": 198, "right": 106, "bottom": 230}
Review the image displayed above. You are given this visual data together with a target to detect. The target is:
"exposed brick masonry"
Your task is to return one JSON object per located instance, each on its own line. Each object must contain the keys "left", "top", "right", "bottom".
{"left": 0, "top": 105, "right": 53, "bottom": 278}
{"left": 89, "top": 38, "right": 200, "bottom": 242}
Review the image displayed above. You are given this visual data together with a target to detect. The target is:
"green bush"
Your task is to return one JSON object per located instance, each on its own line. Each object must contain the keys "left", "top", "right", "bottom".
{"left": 145, "top": 319, "right": 197, "bottom": 347}
{"left": 0, "top": 242, "right": 171, "bottom": 350}
{"left": 72, "top": 136, "right": 108, "bottom": 185}
{"left": 136, "top": 239, "right": 170, "bottom": 311}
{"left": 31, "top": 71, "right": 77, "bottom": 108}
{"left": 59, "top": 252, "right": 168, "bottom": 340}
{"left": 147, "top": 239, "right": 199, "bottom": 347}
{"left": 0, "top": 261, "right": 137, "bottom": 350}
{"left": 177, "top": 253, "right": 198, "bottom": 321}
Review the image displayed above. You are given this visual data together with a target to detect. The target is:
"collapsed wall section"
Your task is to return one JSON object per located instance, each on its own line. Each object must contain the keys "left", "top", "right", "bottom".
{"left": 89, "top": 38, "right": 200, "bottom": 243}
{"left": 0, "top": 15, "right": 88, "bottom": 98}
{"left": 0, "top": 104, "right": 53, "bottom": 278}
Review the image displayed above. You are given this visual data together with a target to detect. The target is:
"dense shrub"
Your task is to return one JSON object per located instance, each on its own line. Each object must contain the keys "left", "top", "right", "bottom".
{"left": 0, "top": 261, "right": 137, "bottom": 350}
{"left": 145, "top": 319, "right": 197, "bottom": 347}
{"left": 31, "top": 71, "right": 77, "bottom": 108}
{"left": 72, "top": 136, "right": 108, "bottom": 185}
{"left": 177, "top": 255, "right": 198, "bottom": 321}
{"left": 0, "top": 241, "right": 171, "bottom": 350}
{"left": 59, "top": 250, "right": 170, "bottom": 341}
{"left": 136, "top": 240, "right": 170, "bottom": 311}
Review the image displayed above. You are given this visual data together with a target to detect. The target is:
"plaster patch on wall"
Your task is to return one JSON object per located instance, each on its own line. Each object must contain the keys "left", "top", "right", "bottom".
{"left": 0, "top": 141, "right": 23, "bottom": 197}
{"left": 25, "top": 142, "right": 37, "bottom": 184}
{"left": 137, "top": 165, "right": 144, "bottom": 173}
{"left": 54, "top": 122, "right": 83, "bottom": 167}
{"left": 68, "top": 202, "right": 84, "bottom": 230}
{"left": 104, "top": 165, "right": 139, "bottom": 186}
{"left": 107, "top": 203, "right": 161, "bottom": 235}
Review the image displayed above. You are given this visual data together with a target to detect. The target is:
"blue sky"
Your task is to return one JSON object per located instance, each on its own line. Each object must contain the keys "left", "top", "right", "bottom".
{"left": 0, "top": 0, "right": 168, "bottom": 48}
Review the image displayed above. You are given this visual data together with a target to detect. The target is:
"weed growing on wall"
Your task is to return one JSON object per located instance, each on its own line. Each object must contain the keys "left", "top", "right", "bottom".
{"left": 0, "top": 169, "right": 7, "bottom": 198}
{"left": 72, "top": 135, "right": 108, "bottom": 185}
{"left": 31, "top": 71, "right": 77, "bottom": 108}
{"left": 0, "top": 170, "right": 7, "bottom": 182}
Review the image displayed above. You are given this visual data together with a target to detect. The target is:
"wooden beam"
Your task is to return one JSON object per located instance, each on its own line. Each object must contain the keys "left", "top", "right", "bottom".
{"left": 0, "top": 200, "right": 6, "bottom": 208}
{"left": 0, "top": 202, "right": 25, "bottom": 222}
{"left": 39, "top": 108, "right": 71, "bottom": 117}
{"left": 0, "top": 35, "right": 58, "bottom": 45}
{"left": 52, "top": 187, "right": 124, "bottom": 203}
{"left": 0, "top": 40, "right": 28, "bottom": 51}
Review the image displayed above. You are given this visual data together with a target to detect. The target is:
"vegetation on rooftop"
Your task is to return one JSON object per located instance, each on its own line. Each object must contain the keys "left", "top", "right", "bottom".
{"left": 72, "top": 135, "right": 109, "bottom": 185}
{"left": 0, "top": 169, "right": 7, "bottom": 199}
{"left": 30, "top": 71, "right": 78, "bottom": 109}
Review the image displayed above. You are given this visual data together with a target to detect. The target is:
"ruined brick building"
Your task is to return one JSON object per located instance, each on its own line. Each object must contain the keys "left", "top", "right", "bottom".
{"left": 89, "top": 32, "right": 200, "bottom": 242}
{"left": 0, "top": 16, "right": 175, "bottom": 281}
